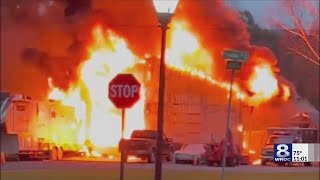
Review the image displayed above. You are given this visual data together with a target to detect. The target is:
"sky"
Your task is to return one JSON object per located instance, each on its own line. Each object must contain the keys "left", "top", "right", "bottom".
{"left": 226, "top": 0, "right": 319, "bottom": 29}
{"left": 226, "top": 0, "right": 276, "bottom": 27}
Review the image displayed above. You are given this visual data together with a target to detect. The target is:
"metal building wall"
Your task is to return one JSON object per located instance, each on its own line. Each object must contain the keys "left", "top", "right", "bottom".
{"left": 144, "top": 63, "right": 241, "bottom": 144}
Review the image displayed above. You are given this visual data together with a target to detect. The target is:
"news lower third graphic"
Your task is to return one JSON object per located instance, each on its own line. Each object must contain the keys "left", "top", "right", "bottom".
{"left": 274, "top": 143, "right": 320, "bottom": 162}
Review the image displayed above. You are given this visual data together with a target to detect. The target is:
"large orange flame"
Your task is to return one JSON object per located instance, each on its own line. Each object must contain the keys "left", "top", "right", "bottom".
{"left": 166, "top": 21, "right": 290, "bottom": 104}
{"left": 47, "top": 21, "right": 290, "bottom": 154}
{"left": 248, "top": 65, "right": 279, "bottom": 105}
{"left": 48, "top": 25, "right": 145, "bottom": 152}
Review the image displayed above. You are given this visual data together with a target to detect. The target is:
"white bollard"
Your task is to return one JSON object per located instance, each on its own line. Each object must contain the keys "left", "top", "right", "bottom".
{"left": 0, "top": 152, "right": 5, "bottom": 164}
{"left": 193, "top": 156, "right": 198, "bottom": 166}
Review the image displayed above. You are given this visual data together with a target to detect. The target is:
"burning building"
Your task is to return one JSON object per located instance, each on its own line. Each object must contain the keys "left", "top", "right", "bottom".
{"left": 1, "top": 0, "right": 319, "bottom": 160}
{"left": 140, "top": 54, "right": 319, "bottom": 161}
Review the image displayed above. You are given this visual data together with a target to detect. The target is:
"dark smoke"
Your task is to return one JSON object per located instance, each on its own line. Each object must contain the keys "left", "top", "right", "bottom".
{"left": 87, "top": 0, "right": 159, "bottom": 57}
{"left": 20, "top": 47, "right": 81, "bottom": 90}
{"left": 1, "top": 0, "right": 88, "bottom": 97}
{"left": 21, "top": 48, "right": 49, "bottom": 65}
{"left": 172, "top": 0, "right": 281, "bottom": 92}
{"left": 1, "top": 0, "right": 284, "bottom": 99}
{"left": 64, "top": 0, "right": 92, "bottom": 17}
{"left": 87, "top": 0, "right": 282, "bottom": 92}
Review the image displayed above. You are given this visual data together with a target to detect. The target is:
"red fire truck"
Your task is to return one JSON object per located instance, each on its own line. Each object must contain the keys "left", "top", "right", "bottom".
{"left": 1, "top": 92, "right": 83, "bottom": 161}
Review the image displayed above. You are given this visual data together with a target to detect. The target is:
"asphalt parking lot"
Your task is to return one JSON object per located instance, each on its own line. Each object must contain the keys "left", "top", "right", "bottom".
{"left": 1, "top": 154, "right": 319, "bottom": 180}
{"left": 1, "top": 160, "right": 319, "bottom": 174}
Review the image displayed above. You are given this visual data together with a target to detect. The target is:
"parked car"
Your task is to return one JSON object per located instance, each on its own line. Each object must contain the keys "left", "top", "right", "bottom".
{"left": 173, "top": 143, "right": 210, "bottom": 165}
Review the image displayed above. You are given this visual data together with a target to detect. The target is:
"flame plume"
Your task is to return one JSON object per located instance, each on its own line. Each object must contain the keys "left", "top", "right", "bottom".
{"left": 48, "top": 20, "right": 290, "bottom": 154}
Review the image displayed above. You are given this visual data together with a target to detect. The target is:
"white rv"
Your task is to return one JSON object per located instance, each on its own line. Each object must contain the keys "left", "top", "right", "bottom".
{"left": 1, "top": 92, "right": 83, "bottom": 161}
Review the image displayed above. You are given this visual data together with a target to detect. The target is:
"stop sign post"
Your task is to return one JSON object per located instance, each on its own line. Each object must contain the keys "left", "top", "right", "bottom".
{"left": 108, "top": 73, "right": 141, "bottom": 180}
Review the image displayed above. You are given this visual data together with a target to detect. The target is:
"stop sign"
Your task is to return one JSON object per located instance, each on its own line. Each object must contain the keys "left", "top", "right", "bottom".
{"left": 108, "top": 74, "right": 141, "bottom": 109}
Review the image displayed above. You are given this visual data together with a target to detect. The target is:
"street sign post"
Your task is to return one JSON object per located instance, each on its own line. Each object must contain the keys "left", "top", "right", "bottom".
{"left": 221, "top": 50, "right": 248, "bottom": 180}
{"left": 226, "top": 61, "right": 242, "bottom": 70}
{"left": 108, "top": 73, "right": 141, "bottom": 180}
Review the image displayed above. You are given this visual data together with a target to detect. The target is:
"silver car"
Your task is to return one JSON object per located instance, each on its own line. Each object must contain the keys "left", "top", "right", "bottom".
{"left": 173, "top": 143, "right": 209, "bottom": 165}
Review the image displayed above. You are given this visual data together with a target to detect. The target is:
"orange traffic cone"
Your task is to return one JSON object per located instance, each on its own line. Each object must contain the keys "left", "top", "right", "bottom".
{"left": 0, "top": 152, "right": 5, "bottom": 164}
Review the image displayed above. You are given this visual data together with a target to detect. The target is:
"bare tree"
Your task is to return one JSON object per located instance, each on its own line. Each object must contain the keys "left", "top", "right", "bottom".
{"left": 272, "top": 0, "right": 319, "bottom": 65}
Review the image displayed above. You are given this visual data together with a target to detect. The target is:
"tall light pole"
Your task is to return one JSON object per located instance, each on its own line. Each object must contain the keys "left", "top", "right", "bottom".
{"left": 152, "top": 1, "right": 179, "bottom": 180}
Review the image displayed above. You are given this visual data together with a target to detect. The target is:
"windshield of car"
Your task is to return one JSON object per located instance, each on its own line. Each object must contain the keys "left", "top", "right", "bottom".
{"left": 267, "top": 136, "right": 294, "bottom": 145}
{"left": 130, "top": 130, "right": 157, "bottom": 139}
{"left": 181, "top": 144, "right": 205, "bottom": 151}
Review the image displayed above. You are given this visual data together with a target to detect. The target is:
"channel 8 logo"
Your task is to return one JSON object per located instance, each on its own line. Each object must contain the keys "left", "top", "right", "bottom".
{"left": 274, "top": 144, "right": 292, "bottom": 162}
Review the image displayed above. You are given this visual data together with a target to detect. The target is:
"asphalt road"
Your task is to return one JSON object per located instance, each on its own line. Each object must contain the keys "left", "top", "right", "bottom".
{"left": 1, "top": 160, "right": 319, "bottom": 174}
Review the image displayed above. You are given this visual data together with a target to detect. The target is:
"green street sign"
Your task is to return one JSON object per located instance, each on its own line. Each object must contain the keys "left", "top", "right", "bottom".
{"left": 223, "top": 50, "right": 249, "bottom": 61}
